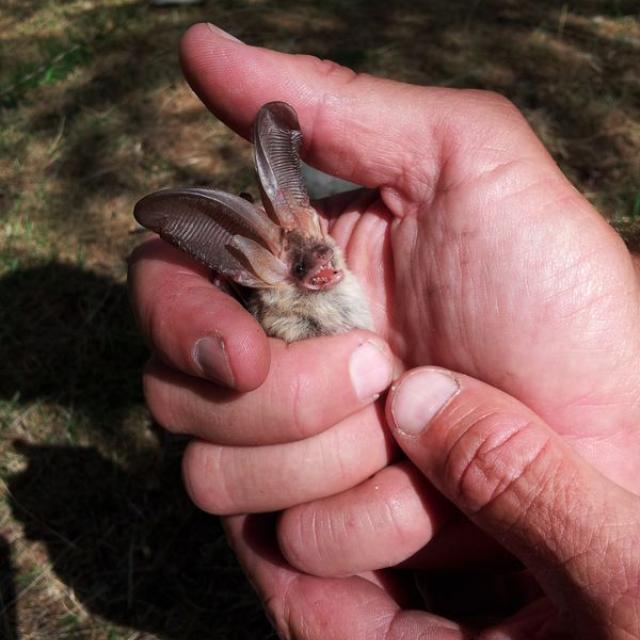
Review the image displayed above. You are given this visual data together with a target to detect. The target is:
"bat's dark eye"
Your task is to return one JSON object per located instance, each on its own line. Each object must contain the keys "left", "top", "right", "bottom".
{"left": 294, "top": 263, "right": 306, "bottom": 276}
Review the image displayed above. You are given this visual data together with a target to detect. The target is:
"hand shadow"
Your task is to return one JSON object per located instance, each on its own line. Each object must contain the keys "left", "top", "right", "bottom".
{"left": 7, "top": 440, "right": 272, "bottom": 638}
{"left": 0, "top": 262, "right": 272, "bottom": 638}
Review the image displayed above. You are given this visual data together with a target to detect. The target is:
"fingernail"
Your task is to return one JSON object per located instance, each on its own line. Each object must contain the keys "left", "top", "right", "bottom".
{"left": 194, "top": 335, "right": 236, "bottom": 387}
{"left": 206, "top": 23, "right": 243, "bottom": 43}
{"left": 349, "top": 341, "right": 393, "bottom": 402}
{"left": 391, "top": 369, "right": 459, "bottom": 436}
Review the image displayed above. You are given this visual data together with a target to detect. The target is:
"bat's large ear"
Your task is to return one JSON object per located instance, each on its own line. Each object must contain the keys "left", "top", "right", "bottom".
{"left": 134, "top": 187, "right": 288, "bottom": 288}
{"left": 253, "top": 102, "right": 322, "bottom": 238}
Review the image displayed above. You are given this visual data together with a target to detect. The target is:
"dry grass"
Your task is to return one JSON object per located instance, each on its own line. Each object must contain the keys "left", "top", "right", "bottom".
{"left": 1, "top": 1, "right": 639, "bottom": 638}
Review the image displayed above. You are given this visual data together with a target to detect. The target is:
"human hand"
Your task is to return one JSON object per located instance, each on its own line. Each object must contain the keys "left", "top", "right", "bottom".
{"left": 128, "top": 235, "right": 396, "bottom": 511}
{"left": 129, "top": 22, "right": 640, "bottom": 575}
{"left": 224, "top": 367, "right": 640, "bottom": 638}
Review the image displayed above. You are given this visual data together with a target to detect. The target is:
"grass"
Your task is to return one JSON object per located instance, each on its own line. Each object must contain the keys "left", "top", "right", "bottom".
{"left": 1, "top": 0, "right": 639, "bottom": 637}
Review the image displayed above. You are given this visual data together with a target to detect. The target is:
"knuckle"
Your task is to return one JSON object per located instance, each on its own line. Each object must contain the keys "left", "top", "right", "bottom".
{"left": 462, "top": 88, "right": 519, "bottom": 118}
{"left": 141, "top": 359, "right": 183, "bottom": 433}
{"left": 282, "top": 374, "right": 304, "bottom": 440}
{"left": 127, "top": 238, "right": 158, "bottom": 276}
{"left": 127, "top": 244, "right": 145, "bottom": 276}
{"left": 478, "top": 89, "right": 515, "bottom": 110}
{"left": 182, "top": 441, "right": 232, "bottom": 515}
{"left": 136, "top": 279, "right": 170, "bottom": 349}
{"left": 278, "top": 505, "right": 321, "bottom": 573}
{"left": 383, "top": 487, "right": 431, "bottom": 552}
{"left": 263, "top": 578, "right": 299, "bottom": 640}
{"left": 444, "top": 89, "right": 525, "bottom": 148}
{"left": 137, "top": 272, "right": 190, "bottom": 351}
{"left": 142, "top": 360, "right": 169, "bottom": 422}
{"left": 590, "top": 527, "right": 640, "bottom": 603}
{"left": 442, "top": 409, "right": 556, "bottom": 518}
{"left": 289, "top": 371, "right": 318, "bottom": 439}
{"left": 128, "top": 236, "right": 164, "bottom": 259}
{"left": 127, "top": 239, "right": 170, "bottom": 319}
{"left": 273, "top": 355, "right": 319, "bottom": 440}
{"left": 306, "top": 55, "right": 359, "bottom": 85}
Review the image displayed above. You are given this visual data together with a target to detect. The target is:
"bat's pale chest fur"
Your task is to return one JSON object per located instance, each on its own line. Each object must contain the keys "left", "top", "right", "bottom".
{"left": 247, "top": 268, "right": 372, "bottom": 342}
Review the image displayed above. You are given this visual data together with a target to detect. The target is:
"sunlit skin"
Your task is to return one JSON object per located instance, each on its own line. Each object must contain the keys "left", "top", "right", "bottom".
{"left": 128, "top": 23, "right": 640, "bottom": 638}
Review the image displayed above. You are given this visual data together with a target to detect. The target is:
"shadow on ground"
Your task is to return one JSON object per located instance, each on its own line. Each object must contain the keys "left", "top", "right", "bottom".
{"left": 6, "top": 441, "right": 271, "bottom": 638}
{"left": 0, "top": 263, "right": 144, "bottom": 434}
{"left": 0, "top": 262, "right": 271, "bottom": 638}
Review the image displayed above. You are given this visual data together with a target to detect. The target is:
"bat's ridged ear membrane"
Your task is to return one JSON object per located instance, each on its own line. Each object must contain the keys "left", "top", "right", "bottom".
{"left": 254, "top": 101, "right": 322, "bottom": 238}
{"left": 229, "top": 236, "right": 290, "bottom": 285}
{"left": 134, "top": 187, "right": 287, "bottom": 288}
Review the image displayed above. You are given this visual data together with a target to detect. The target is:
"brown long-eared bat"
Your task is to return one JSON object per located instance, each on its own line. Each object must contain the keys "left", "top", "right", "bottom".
{"left": 134, "top": 101, "right": 372, "bottom": 342}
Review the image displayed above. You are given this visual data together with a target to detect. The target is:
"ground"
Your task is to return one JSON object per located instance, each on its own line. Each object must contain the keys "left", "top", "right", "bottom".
{"left": 0, "top": 1, "right": 639, "bottom": 638}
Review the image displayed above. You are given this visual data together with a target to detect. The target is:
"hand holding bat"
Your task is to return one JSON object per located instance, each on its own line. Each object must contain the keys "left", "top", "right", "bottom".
{"left": 129, "top": 22, "right": 640, "bottom": 638}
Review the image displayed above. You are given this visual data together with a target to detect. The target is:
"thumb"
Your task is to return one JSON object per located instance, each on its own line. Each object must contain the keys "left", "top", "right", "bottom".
{"left": 386, "top": 367, "right": 640, "bottom": 632}
{"left": 180, "top": 23, "right": 547, "bottom": 206}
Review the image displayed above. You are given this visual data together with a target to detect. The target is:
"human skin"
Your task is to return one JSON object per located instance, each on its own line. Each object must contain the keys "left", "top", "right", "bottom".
{"left": 220, "top": 368, "right": 640, "bottom": 638}
{"left": 128, "top": 23, "right": 640, "bottom": 636}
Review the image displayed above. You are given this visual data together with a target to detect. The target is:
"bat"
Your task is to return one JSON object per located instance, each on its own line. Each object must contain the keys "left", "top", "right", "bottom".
{"left": 134, "top": 101, "right": 372, "bottom": 342}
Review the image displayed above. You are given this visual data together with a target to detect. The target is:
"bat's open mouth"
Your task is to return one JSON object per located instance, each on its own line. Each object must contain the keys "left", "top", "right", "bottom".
{"left": 306, "top": 262, "right": 344, "bottom": 290}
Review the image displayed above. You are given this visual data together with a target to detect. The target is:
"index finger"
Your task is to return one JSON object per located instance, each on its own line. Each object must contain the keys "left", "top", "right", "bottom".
{"left": 128, "top": 238, "right": 270, "bottom": 391}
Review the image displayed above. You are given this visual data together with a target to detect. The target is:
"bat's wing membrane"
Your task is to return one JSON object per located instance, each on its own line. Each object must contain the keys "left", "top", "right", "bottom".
{"left": 134, "top": 187, "right": 288, "bottom": 287}
{"left": 254, "top": 102, "right": 322, "bottom": 238}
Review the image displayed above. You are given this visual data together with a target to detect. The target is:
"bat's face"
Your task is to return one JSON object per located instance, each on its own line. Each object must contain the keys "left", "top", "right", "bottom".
{"left": 286, "top": 234, "right": 344, "bottom": 291}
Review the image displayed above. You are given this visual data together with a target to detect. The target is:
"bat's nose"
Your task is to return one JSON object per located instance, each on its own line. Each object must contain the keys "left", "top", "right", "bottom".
{"left": 313, "top": 245, "right": 333, "bottom": 262}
